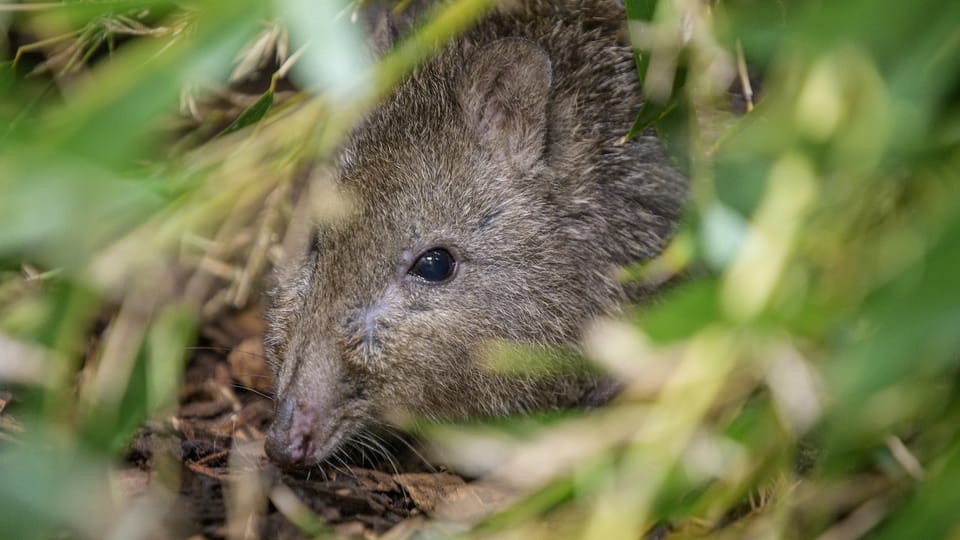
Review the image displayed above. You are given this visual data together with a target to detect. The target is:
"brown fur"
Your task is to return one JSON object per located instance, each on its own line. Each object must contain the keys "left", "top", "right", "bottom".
{"left": 263, "top": 0, "right": 687, "bottom": 468}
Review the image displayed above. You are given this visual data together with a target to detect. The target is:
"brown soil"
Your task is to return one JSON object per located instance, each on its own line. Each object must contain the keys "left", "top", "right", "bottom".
{"left": 121, "top": 305, "right": 496, "bottom": 540}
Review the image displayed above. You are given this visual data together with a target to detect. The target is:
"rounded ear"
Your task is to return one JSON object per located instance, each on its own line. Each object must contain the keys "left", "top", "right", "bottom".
{"left": 458, "top": 38, "right": 553, "bottom": 170}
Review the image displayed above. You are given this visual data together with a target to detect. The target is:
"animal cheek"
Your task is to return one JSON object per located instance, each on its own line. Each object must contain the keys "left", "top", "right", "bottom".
{"left": 342, "top": 304, "right": 394, "bottom": 366}
{"left": 262, "top": 333, "right": 288, "bottom": 375}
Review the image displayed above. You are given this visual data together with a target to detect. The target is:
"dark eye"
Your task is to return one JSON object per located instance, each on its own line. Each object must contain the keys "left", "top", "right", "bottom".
{"left": 409, "top": 248, "right": 456, "bottom": 282}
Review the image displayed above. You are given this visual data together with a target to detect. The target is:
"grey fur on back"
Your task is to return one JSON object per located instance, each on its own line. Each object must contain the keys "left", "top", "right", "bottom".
{"left": 263, "top": 0, "right": 686, "bottom": 468}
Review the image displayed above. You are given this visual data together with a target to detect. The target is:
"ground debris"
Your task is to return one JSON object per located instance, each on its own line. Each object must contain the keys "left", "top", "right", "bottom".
{"left": 149, "top": 305, "right": 492, "bottom": 539}
{"left": 396, "top": 473, "right": 511, "bottom": 522}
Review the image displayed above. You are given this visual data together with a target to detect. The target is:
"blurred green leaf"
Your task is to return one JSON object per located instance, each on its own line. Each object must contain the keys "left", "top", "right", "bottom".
{"left": 700, "top": 202, "right": 748, "bottom": 271}
{"left": 219, "top": 81, "right": 275, "bottom": 137}
{"left": 32, "top": 2, "right": 265, "bottom": 168}
{"left": 144, "top": 303, "right": 196, "bottom": 413}
{"left": 874, "top": 439, "right": 960, "bottom": 539}
{"left": 0, "top": 430, "right": 112, "bottom": 540}
{"left": 278, "top": 0, "right": 370, "bottom": 101}
{"left": 635, "top": 279, "right": 721, "bottom": 344}
{"left": 623, "top": 0, "right": 692, "bottom": 157}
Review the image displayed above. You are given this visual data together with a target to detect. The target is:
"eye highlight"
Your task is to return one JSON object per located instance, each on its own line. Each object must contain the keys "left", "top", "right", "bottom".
{"left": 408, "top": 248, "right": 456, "bottom": 283}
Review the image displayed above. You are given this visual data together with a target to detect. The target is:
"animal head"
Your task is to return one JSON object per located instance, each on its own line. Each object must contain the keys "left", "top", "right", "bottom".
{"left": 263, "top": 35, "right": 684, "bottom": 468}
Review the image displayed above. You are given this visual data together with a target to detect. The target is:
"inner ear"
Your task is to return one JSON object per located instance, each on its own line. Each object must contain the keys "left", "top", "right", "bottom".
{"left": 459, "top": 38, "right": 553, "bottom": 170}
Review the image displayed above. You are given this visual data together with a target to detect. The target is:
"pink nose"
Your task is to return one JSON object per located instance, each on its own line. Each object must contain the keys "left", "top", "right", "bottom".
{"left": 264, "top": 398, "right": 318, "bottom": 469}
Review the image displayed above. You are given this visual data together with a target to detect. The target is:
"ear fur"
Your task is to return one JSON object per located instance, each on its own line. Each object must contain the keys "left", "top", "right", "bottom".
{"left": 459, "top": 38, "right": 553, "bottom": 170}
{"left": 362, "top": 6, "right": 397, "bottom": 58}
{"left": 363, "top": 1, "right": 433, "bottom": 58}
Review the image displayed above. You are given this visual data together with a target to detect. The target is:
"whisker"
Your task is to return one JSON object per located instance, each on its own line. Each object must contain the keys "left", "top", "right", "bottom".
{"left": 185, "top": 345, "right": 269, "bottom": 359}
{"left": 332, "top": 450, "right": 356, "bottom": 480}
{"left": 358, "top": 431, "right": 408, "bottom": 498}
{"left": 228, "top": 372, "right": 275, "bottom": 380}
{"left": 375, "top": 423, "right": 436, "bottom": 472}
{"left": 185, "top": 345, "right": 234, "bottom": 353}
{"left": 325, "top": 457, "right": 346, "bottom": 477}
{"left": 358, "top": 432, "right": 399, "bottom": 476}
{"left": 230, "top": 383, "right": 274, "bottom": 401}
{"left": 314, "top": 462, "right": 329, "bottom": 482}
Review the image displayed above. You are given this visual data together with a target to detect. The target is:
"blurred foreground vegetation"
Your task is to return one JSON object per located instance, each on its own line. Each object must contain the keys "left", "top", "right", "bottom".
{"left": 1, "top": 0, "right": 960, "bottom": 538}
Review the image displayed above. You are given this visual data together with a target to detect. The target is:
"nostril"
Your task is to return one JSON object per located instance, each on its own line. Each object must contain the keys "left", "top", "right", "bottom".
{"left": 265, "top": 398, "right": 315, "bottom": 468}
{"left": 290, "top": 433, "right": 316, "bottom": 463}
{"left": 264, "top": 399, "right": 309, "bottom": 467}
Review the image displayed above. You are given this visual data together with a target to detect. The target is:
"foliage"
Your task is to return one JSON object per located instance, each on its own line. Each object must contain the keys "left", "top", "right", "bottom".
{"left": 1, "top": 0, "right": 959, "bottom": 538}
